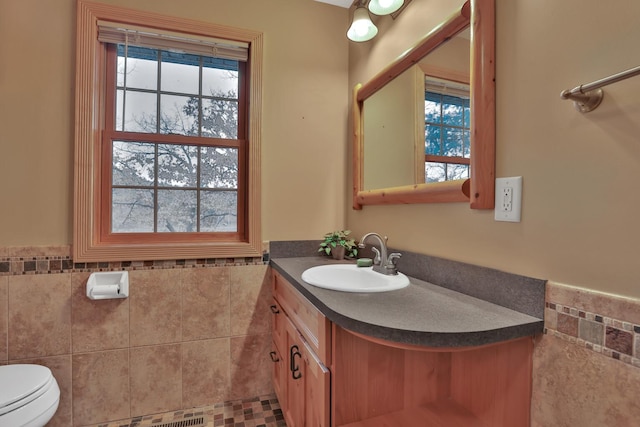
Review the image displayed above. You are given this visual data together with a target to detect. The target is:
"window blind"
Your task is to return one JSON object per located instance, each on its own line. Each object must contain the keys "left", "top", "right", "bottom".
{"left": 425, "top": 77, "right": 470, "bottom": 99}
{"left": 97, "top": 20, "right": 249, "bottom": 62}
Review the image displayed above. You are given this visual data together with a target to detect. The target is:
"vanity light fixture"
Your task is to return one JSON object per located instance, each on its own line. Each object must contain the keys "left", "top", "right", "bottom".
{"left": 368, "top": 0, "right": 404, "bottom": 15}
{"left": 347, "top": 4, "right": 378, "bottom": 42}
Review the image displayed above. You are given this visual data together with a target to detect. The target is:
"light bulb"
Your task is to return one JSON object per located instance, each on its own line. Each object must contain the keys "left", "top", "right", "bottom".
{"left": 368, "top": 0, "right": 404, "bottom": 16}
{"left": 347, "top": 7, "right": 378, "bottom": 42}
{"left": 355, "top": 24, "right": 367, "bottom": 37}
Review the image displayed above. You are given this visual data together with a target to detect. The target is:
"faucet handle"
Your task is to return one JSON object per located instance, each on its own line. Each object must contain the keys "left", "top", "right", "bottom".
{"left": 371, "top": 247, "right": 381, "bottom": 265}
{"left": 382, "top": 252, "right": 402, "bottom": 275}
{"left": 388, "top": 252, "right": 402, "bottom": 266}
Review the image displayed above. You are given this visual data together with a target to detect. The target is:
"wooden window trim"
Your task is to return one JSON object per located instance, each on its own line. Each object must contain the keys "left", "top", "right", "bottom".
{"left": 425, "top": 155, "right": 470, "bottom": 165}
{"left": 74, "top": 1, "right": 263, "bottom": 262}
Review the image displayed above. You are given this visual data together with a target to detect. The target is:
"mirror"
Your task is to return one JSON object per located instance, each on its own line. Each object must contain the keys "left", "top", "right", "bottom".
{"left": 353, "top": 0, "right": 495, "bottom": 209}
{"left": 363, "top": 31, "right": 470, "bottom": 190}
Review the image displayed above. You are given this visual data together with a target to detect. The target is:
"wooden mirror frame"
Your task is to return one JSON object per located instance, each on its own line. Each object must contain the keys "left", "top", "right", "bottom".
{"left": 352, "top": 0, "right": 495, "bottom": 209}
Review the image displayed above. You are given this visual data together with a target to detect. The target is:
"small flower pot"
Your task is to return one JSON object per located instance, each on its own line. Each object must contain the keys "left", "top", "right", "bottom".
{"left": 331, "top": 246, "right": 346, "bottom": 260}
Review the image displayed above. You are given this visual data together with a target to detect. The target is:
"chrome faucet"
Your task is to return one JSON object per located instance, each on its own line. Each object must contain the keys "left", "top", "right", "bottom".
{"left": 358, "top": 232, "right": 402, "bottom": 275}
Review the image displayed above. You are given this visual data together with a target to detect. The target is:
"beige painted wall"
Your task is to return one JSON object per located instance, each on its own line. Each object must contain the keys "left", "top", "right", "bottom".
{"left": 3, "top": 0, "right": 640, "bottom": 299}
{"left": 0, "top": 0, "right": 349, "bottom": 246}
{"left": 347, "top": 0, "right": 640, "bottom": 299}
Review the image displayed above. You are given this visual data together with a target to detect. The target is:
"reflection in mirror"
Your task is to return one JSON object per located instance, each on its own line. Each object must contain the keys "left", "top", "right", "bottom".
{"left": 424, "top": 77, "right": 470, "bottom": 182}
{"left": 353, "top": 0, "right": 495, "bottom": 209}
{"left": 363, "top": 65, "right": 421, "bottom": 190}
{"left": 421, "top": 30, "right": 470, "bottom": 183}
{"left": 362, "top": 30, "right": 471, "bottom": 190}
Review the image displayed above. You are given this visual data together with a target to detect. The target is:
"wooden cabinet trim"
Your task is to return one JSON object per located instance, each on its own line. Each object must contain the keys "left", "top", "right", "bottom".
{"left": 272, "top": 269, "right": 331, "bottom": 366}
{"left": 344, "top": 326, "right": 531, "bottom": 353}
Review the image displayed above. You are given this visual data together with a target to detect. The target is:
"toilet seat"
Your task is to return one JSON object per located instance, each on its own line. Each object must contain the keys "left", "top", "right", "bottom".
{"left": 0, "top": 364, "right": 60, "bottom": 427}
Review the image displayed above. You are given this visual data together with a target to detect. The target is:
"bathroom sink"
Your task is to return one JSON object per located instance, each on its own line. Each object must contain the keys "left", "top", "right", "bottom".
{"left": 301, "top": 264, "right": 410, "bottom": 293}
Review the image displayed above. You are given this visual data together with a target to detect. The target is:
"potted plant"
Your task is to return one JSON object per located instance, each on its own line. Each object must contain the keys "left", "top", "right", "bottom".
{"left": 318, "top": 230, "right": 358, "bottom": 260}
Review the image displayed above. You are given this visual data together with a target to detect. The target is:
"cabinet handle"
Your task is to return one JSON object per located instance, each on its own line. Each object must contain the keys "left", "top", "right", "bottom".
{"left": 270, "top": 305, "right": 280, "bottom": 314}
{"left": 290, "top": 345, "right": 302, "bottom": 380}
{"left": 269, "top": 351, "right": 280, "bottom": 362}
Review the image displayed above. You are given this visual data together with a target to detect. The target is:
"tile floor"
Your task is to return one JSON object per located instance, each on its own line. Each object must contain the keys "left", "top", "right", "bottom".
{"left": 90, "top": 394, "right": 286, "bottom": 427}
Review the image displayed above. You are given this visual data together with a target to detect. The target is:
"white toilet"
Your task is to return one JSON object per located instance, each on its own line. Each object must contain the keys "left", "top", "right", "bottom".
{"left": 0, "top": 364, "right": 60, "bottom": 427}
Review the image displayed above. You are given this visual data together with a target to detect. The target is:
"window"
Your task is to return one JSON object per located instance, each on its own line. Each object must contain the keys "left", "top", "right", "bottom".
{"left": 106, "top": 44, "right": 244, "bottom": 237}
{"left": 424, "top": 78, "right": 470, "bottom": 183}
{"left": 74, "top": 1, "right": 263, "bottom": 262}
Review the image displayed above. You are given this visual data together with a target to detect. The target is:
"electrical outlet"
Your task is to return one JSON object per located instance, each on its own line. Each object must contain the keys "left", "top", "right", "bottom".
{"left": 495, "top": 177, "right": 522, "bottom": 222}
{"left": 502, "top": 187, "right": 513, "bottom": 211}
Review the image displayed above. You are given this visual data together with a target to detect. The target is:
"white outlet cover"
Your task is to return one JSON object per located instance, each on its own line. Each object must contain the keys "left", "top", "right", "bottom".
{"left": 494, "top": 176, "right": 522, "bottom": 222}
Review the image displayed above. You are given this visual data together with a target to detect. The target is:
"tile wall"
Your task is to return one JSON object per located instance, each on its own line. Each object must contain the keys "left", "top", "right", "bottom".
{"left": 0, "top": 245, "right": 273, "bottom": 426}
{"left": 532, "top": 281, "right": 640, "bottom": 426}
{"left": 5, "top": 243, "right": 640, "bottom": 426}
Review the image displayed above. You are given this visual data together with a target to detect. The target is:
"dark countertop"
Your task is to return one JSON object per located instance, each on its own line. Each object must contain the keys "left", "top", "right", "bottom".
{"left": 270, "top": 256, "right": 544, "bottom": 348}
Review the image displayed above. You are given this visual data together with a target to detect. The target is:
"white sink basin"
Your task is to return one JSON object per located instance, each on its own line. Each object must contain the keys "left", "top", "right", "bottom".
{"left": 301, "top": 264, "right": 410, "bottom": 293}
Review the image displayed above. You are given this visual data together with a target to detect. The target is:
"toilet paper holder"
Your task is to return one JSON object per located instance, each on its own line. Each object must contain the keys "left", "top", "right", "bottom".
{"left": 86, "top": 271, "right": 129, "bottom": 300}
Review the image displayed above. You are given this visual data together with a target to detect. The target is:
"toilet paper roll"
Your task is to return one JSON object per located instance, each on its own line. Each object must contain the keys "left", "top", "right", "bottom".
{"left": 90, "top": 284, "right": 120, "bottom": 298}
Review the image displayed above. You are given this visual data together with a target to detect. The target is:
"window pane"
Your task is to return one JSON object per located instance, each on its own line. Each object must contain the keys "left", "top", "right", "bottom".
{"left": 112, "top": 189, "right": 154, "bottom": 232}
{"left": 425, "top": 92, "right": 441, "bottom": 124}
{"left": 200, "top": 191, "right": 237, "bottom": 232}
{"left": 115, "top": 90, "right": 124, "bottom": 131}
{"left": 201, "top": 99, "right": 238, "bottom": 139}
{"left": 425, "top": 124, "right": 441, "bottom": 155}
{"left": 425, "top": 162, "right": 469, "bottom": 183}
{"left": 122, "top": 90, "right": 157, "bottom": 133}
{"left": 447, "top": 164, "right": 469, "bottom": 180}
{"left": 161, "top": 51, "right": 199, "bottom": 94}
{"left": 200, "top": 147, "right": 238, "bottom": 189}
{"left": 443, "top": 127, "right": 464, "bottom": 156}
{"left": 426, "top": 162, "right": 446, "bottom": 183}
{"left": 442, "top": 95, "right": 464, "bottom": 126}
{"left": 157, "top": 189, "right": 197, "bottom": 232}
{"left": 464, "top": 101, "right": 471, "bottom": 128}
{"left": 463, "top": 130, "right": 470, "bottom": 158}
{"left": 202, "top": 68, "right": 238, "bottom": 97}
{"left": 112, "top": 141, "right": 155, "bottom": 186}
{"left": 117, "top": 46, "right": 158, "bottom": 89}
{"left": 156, "top": 144, "right": 198, "bottom": 187}
{"left": 118, "top": 55, "right": 157, "bottom": 90}
{"left": 160, "top": 94, "right": 198, "bottom": 136}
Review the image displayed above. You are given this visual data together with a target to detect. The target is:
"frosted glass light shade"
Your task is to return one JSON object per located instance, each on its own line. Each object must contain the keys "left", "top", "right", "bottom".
{"left": 347, "top": 7, "right": 378, "bottom": 42}
{"left": 368, "top": 0, "right": 404, "bottom": 15}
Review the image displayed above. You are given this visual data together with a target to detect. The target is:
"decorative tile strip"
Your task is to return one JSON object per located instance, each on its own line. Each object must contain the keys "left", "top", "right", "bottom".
{"left": 545, "top": 301, "right": 640, "bottom": 369}
{"left": 0, "top": 246, "right": 267, "bottom": 276}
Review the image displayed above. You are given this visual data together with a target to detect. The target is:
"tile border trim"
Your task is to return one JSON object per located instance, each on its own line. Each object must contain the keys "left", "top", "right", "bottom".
{"left": 0, "top": 245, "right": 268, "bottom": 276}
{"left": 544, "top": 300, "right": 640, "bottom": 369}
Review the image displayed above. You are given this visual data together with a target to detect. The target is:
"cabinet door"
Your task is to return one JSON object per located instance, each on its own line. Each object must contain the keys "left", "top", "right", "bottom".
{"left": 284, "top": 316, "right": 306, "bottom": 427}
{"left": 283, "top": 315, "right": 330, "bottom": 427}
{"left": 301, "top": 339, "right": 330, "bottom": 427}
{"left": 270, "top": 344, "right": 287, "bottom": 413}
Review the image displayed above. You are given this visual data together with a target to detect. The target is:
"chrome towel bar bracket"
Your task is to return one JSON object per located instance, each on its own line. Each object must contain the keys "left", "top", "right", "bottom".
{"left": 560, "top": 64, "right": 640, "bottom": 113}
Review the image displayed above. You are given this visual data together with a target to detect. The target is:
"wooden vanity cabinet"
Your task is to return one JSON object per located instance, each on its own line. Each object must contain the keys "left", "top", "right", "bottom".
{"left": 271, "top": 270, "right": 331, "bottom": 427}
{"left": 270, "top": 267, "right": 535, "bottom": 427}
{"left": 332, "top": 327, "right": 533, "bottom": 427}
